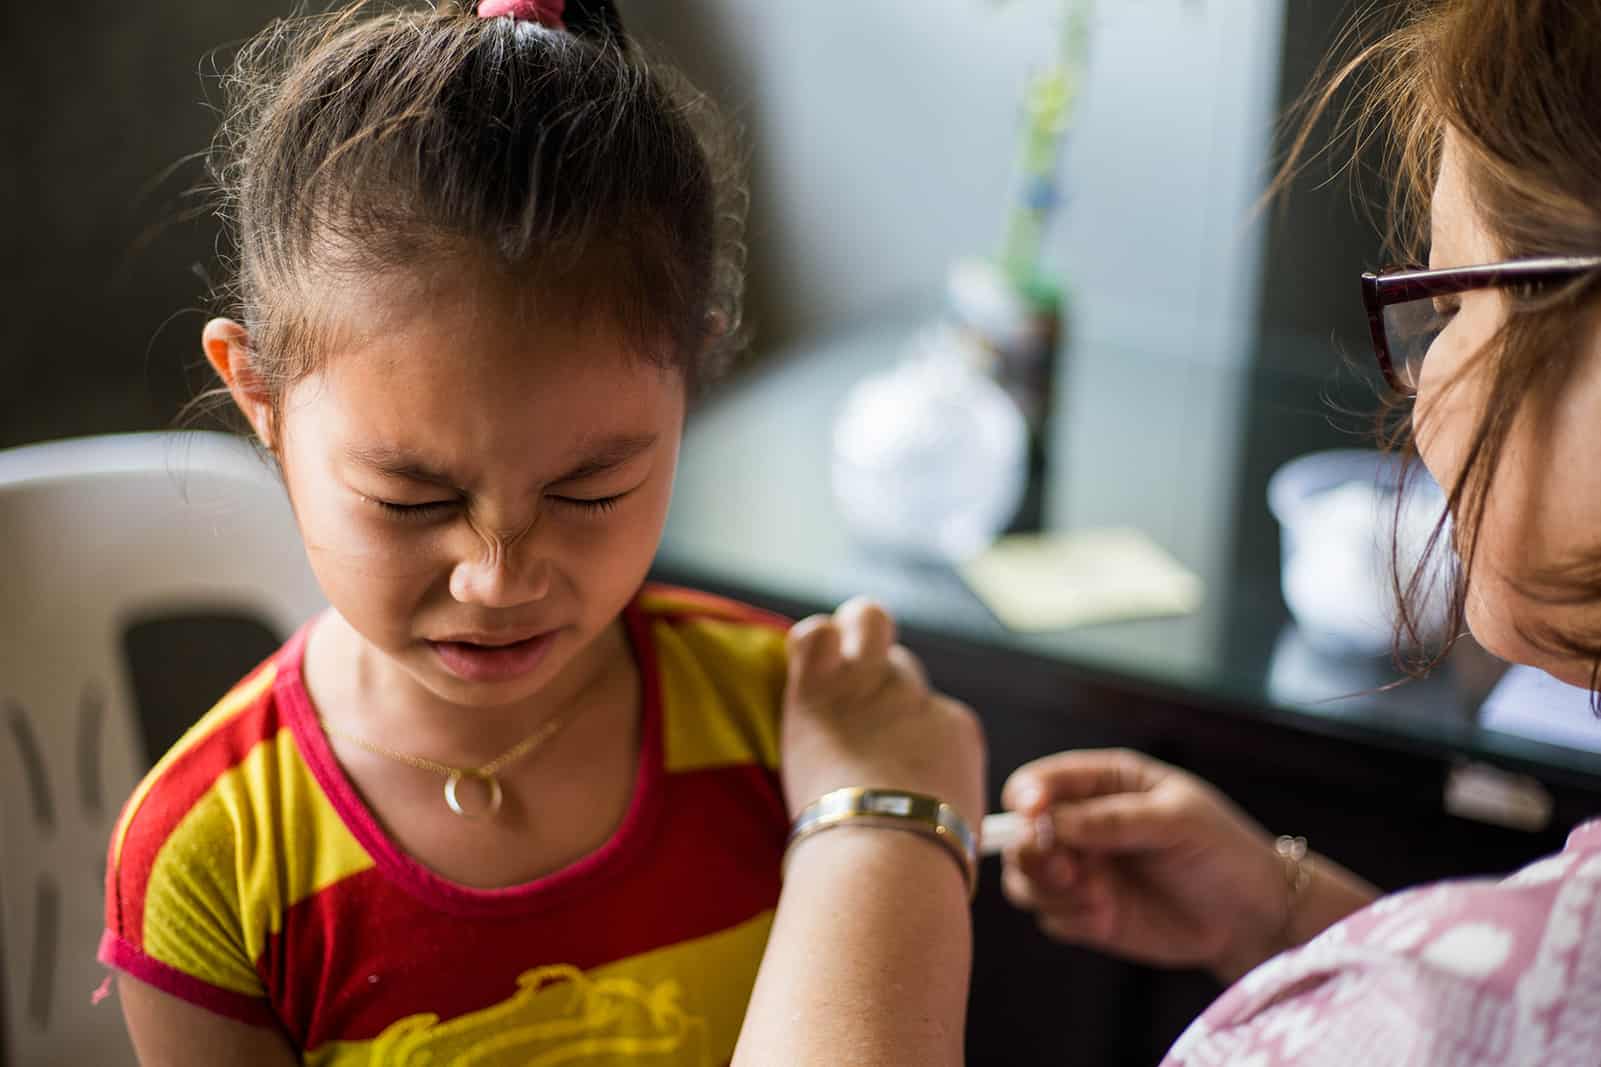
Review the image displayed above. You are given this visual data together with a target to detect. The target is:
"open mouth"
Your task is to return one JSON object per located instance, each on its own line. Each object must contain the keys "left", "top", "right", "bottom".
{"left": 428, "top": 631, "right": 558, "bottom": 683}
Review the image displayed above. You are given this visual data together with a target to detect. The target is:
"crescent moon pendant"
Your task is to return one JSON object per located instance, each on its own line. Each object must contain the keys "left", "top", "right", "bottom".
{"left": 444, "top": 769, "right": 504, "bottom": 819}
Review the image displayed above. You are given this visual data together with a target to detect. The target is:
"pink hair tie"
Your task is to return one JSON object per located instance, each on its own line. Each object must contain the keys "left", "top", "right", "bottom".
{"left": 478, "top": 0, "right": 565, "bottom": 28}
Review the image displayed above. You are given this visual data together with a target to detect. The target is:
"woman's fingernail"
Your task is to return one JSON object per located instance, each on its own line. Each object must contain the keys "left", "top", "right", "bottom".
{"left": 1012, "top": 782, "right": 1042, "bottom": 811}
{"left": 1034, "top": 813, "right": 1056, "bottom": 851}
{"left": 1046, "top": 853, "right": 1077, "bottom": 887}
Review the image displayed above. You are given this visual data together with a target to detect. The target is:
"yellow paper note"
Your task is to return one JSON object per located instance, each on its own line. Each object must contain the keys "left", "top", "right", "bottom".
{"left": 961, "top": 528, "right": 1203, "bottom": 632}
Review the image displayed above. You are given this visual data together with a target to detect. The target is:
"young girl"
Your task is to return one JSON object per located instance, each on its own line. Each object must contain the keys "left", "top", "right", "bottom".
{"left": 97, "top": 2, "right": 835, "bottom": 1062}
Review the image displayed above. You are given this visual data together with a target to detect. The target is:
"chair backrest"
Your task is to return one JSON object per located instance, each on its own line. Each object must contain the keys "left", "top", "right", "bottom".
{"left": 0, "top": 433, "right": 324, "bottom": 1066}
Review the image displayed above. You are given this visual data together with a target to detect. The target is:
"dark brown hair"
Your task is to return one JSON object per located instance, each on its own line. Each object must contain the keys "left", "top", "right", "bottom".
{"left": 1283, "top": 0, "right": 1601, "bottom": 689}
{"left": 206, "top": 0, "right": 745, "bottom": 425}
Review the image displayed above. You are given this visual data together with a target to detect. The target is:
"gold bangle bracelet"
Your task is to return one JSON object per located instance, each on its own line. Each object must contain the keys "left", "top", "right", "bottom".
{"left": 783, "top": 787, "right": 978, "bottom": 900}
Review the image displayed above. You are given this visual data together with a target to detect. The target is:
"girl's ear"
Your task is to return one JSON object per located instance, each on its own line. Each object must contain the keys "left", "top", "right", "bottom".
{"left": 202, "top": 318, "right": 276, "bottom": 448}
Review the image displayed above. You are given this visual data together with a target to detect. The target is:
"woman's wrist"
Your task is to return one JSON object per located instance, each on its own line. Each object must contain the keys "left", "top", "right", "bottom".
{"left": 783, "top": 820, "right": 975, "bottom": 905}
{"left": 1286, "top": 851, "right": 1380, "bottom": 949}
{"left": 784, "top": 787, "right": 979, "bottom": 899}
{"left": 1212, "top": 841, "right": 1381, "bottom": 984}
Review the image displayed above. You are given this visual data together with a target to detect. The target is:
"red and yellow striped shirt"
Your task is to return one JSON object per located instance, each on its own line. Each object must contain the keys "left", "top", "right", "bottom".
{"left": 101, "top": 585, "right": 790, "bottom": 1065}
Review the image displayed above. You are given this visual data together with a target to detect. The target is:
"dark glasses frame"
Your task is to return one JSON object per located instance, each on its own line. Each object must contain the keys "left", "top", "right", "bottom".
{"left": 1360, "top": 256, "right": 1601, "bottom": 395}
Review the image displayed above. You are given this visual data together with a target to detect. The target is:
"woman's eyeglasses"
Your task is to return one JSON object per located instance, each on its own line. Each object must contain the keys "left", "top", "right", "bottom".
{"left": 1361, "top": 256, "right": 1601, "bottom": 396}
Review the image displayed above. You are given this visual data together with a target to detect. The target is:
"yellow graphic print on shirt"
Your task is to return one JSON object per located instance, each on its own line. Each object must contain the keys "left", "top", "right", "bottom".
{"left": 303, "top": 911, "right": 774, "bottom": 1067}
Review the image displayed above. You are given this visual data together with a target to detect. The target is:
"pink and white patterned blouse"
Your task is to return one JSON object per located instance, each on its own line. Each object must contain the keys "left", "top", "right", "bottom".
{"left": 1163, "top": 819, "right": 1601, "bottom": 1067}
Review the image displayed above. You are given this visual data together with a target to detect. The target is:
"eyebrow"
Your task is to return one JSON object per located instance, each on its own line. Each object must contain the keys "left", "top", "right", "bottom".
{"left": 345, "top": 433, "right": 659, "bottom": 489}
{"left": 344, "top": 446, "right": 460, "bottom": 489}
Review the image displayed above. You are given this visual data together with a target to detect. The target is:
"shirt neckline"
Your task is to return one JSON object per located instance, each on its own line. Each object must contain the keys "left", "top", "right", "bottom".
{"left": 275, "top": 597, "right": 664, "bottom": 917}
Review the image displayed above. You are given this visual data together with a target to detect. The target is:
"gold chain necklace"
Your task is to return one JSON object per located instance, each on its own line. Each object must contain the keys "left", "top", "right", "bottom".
{"left": 320, "top": 710, "right": 575, "bottom": 820}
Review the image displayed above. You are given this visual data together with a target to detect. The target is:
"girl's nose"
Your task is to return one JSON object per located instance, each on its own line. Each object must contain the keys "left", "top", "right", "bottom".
{"left": 448, "top": 533, "right": 552, "bottom": 608}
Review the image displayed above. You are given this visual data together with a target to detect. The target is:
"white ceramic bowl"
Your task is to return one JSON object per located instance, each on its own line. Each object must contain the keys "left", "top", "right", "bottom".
{"left": 1267, "top": 449, "right": 1453, "bottom": 657}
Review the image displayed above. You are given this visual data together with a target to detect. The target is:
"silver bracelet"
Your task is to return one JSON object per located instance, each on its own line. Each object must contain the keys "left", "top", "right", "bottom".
{"left": 784, "top": 787, "right": 978, "bottom": 899}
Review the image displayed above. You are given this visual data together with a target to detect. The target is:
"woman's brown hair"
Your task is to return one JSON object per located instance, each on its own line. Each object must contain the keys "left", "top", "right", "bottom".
{"left": 1282, "top": 0, "right": 1601, "bottom": 690}
{"left": 204, "top": 0, "right": 745, "bottom": 430}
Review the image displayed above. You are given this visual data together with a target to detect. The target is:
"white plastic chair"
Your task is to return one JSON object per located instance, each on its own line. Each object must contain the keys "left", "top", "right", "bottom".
{"left": 0, "top": 433, "right": 324, "bottom": 1066}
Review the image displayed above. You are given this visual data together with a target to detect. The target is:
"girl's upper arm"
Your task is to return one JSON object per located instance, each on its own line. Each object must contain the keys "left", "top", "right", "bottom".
{"left": 118, "top": 976, "right": 299, "bottom": 1067}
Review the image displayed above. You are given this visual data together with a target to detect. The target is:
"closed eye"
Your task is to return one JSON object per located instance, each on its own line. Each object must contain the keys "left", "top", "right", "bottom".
{"left": 550, "top": 492, "right": 627, "bottom": 516}
{"left": 374, "top": 498, "right": 459, "bottom": 521}
{"left": 372, "top": 491, "right": 631, "bottom": 521}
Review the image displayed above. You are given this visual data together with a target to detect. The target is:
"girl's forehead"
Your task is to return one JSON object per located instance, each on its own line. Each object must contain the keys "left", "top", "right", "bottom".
{"left": 284, "top": 289, "right": 684, "bottom": 471}
{"left": 275, "top": 266, "right": 685, "bottom": 471}
{"left": 326, "top": 318, "right": 675, "bottom": 413}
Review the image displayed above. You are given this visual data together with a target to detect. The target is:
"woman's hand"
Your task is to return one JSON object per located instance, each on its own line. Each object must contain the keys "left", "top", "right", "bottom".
{"left": 781, "top": 597, "right": 985, "bottom": 830}
{"left": 1001, "top": 748, "right": 1375, "bottom": 984}
{"left": 734, "top": 598, "right": 980, "bottom": 1067}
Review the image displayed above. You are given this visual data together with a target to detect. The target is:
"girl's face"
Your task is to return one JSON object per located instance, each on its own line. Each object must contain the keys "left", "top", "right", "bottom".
{"left": 1414, "top": 135, "right": 1601, "bottom": 687}
{"left": 217, "top": 277, "right": 686, "bottom": 712}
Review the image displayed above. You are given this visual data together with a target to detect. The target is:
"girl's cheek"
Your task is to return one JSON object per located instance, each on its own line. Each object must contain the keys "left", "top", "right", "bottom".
{"left": 303, "top": 509, "right": 450, "bottom": 579}
{"left": 553, "top": 513, "right": 653, "bottom": 565}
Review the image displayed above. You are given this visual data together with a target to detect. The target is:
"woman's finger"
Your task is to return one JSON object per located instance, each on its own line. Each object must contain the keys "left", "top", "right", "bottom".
{"left": 786, "top": 615, "right": 843, "bottom": 694}
{"left": 835, "top": 596, "right": 896, "bottom": 662}
{"left": 1003, "top": 748, "right": 1170, "bottom": 814}
{"left": 814, "top": 602, "right": 899, "bottom": 705}
{"left": 1038, "top": 905, "right": 1107, "bottom": 948}
{"left": 1011, "top": 843, "right": 1081, "bottom": 888}
{"left": 884, "top": 643, "right": 929, "bottom": 692}
{"left": 1002, "top": 862, "right": 1104, "bottom": 945}
{"left": 1048, "top": 791, "right": 1182, "bottom": 852}
{"left": 1001, "top": 856, "right": 1050, "bottom": 912}
{"left": 1001, "top": 847, "right": 1084, "bottom": 913}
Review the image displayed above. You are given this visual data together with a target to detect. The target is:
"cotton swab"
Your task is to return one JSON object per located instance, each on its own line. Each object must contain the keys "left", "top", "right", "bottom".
{"left": 980, "top": 810, "right": 1039, "bottom": 855}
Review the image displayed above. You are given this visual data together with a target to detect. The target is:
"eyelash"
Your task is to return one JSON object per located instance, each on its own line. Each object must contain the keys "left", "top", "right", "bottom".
{"left": 375, "top": 499, "right": 456, "bottom": 521}
{"left": 372, "top": 494, "right": 625, "bottom": 520}
{"left": 552, "top": 493, "right": 625, "bottom": 516}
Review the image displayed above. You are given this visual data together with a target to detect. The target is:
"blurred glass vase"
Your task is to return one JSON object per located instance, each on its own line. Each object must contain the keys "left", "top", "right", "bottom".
{"left": 832, "top": 328, "right": 1027, "bottom": 564}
